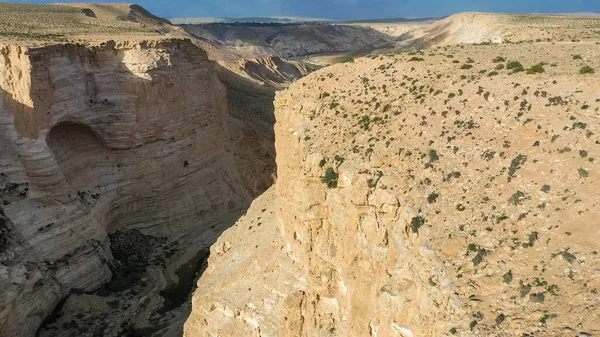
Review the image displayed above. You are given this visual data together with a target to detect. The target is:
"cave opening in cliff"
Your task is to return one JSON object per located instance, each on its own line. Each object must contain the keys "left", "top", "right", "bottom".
{"left": 47, "top": 121, "right": 115, "bottom": 199}
{"left": 42, "top": 122, "right": 218, "bottom": 337}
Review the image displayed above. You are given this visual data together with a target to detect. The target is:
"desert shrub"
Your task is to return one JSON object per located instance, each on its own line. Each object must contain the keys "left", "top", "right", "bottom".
{"left": 460, "top": 64, "right": 473, "bottom": 69}
{"left": 469, "top": 244, "right": 488, "bottom": 266}
{"left": 508, "top": 154, "right": 527, "bottom": 180}
{"left": 530, "top": 293, "right": 545, "bottom": 303}
{"left": 573, "top": 54, "right": 582, "bottom": 60}
{"left": 540, "top": 313, "right": 557, "bottom": 325}
{"left": 493, "top": 56, "right": 505, "bottom": 63}
{"left": 580, "top": 65, "right": 595, "bottom": 74}
{"left": 334, "top": 155, "right": 345, "bottom": 164}
{"left": 410, "top": 216, "right": 426, "bottom": 233}
{"left": 341, "top": 57, "right": 355, "bottom": 63}
{"left": 526, "top": 63, "right": 545, "bottom": 74}
{"left": 508, "top": 191, "right": 527, "bottom": 205}
{"left": 429, "top": 149, "right": 439, "bottom": 162}
{"left": 409, "top": 57, "right": 425, "bottom": 62}
{"left": 321, "top": 167, "right": 339, "bottom": 188}
{"left": 507, "top": 61, "right": 524, "bottom": 73}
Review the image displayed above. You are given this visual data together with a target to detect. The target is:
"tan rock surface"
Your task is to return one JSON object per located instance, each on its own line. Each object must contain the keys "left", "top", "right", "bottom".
{"left": 186, "top": 17, "right": 600, "bottom": 337}
{"left": 0, "top": 38, "right": 259, "bottom": 336}
{"left": 179, "top": 24, "right": 394, "bottom": 60}
{"left": 0, "top": 3, "right": 186, "bottom": 47}
{"left": 184, "top": 187, "right": 303, "bottom": 337}
{"left": 3, "top": 6, "right": 600, "bottom": 337}
{"left": 406, "top": 12, "right": 600, "bottom": 48}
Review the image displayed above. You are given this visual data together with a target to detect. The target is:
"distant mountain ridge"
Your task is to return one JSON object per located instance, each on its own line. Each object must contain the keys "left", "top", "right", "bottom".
{"left": 169, "top": 16, "right": 329, "bottom": 24}
{"left": 169, "top": 16, "right": 446, "bottom": 24}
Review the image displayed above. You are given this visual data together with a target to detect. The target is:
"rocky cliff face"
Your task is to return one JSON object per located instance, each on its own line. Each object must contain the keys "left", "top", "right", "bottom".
{"left": 0, "top": 39, "right": 256, "bottom": 336}
{"left": 271, "top": 91, "right": 463, "bottom": 337}
{"left": 185, "top": 37, "right": 600, "bottom": 337}
{"left": 180, "top": 24, "right": 394, "bottom": 59}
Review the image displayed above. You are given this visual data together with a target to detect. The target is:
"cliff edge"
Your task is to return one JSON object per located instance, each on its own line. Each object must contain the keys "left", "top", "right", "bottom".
{"left": 186, "top": 29, "right": 600, "bottom": 337}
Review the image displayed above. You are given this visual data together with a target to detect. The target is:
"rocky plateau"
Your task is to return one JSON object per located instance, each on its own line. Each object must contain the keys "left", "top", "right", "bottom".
{"left": 1, "top": 3, "right": 600, "bottom": 337}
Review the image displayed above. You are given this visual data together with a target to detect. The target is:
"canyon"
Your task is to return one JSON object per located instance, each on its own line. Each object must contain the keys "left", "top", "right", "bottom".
{"left": 184, "top": 12, "right": 600, "bottom": 337}
{"left": 0, "top": 38, "right": 263, "bottom": 337}
{"left": 1, "top": 3, "right": 600, "bottom": 337}
{"left": 0, "top": 4, "right": 276, "bottom": 336}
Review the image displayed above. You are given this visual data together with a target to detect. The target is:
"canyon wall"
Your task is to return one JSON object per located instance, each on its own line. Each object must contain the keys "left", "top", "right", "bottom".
{"left": 271, "top": 93, "right": 464, "bottom": 337}
{"left": 186, "top": 37, "right": 600, "bottom": 337}
{"left": 0, "top": 39, "right": 255, "bottom": 336}
{"left": 180, "top": 24, "right": 394, "bottom": 59}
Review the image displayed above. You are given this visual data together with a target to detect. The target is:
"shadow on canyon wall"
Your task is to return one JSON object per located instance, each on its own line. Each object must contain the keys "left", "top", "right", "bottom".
{"left": 0, "top": 38, "right": 277, "bottom": 337}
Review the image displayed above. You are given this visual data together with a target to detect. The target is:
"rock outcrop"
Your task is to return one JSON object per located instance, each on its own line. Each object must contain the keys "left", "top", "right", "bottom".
{"left": 179, "top": 23, "right": 394, "bottom": 59}
{"left": 0, "top": 39, "right": 256, "bottom": 336}
{"left": 398, "top": 12, "right": 600, "bottom": 49}
{"left": 3, "top": 5, "right": 600, "bottom": 337}
{"left": 186, "top": 31, "right": 600, "bottom": 337}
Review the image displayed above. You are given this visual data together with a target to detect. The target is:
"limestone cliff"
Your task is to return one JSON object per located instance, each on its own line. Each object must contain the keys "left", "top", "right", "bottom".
{"left": 0, "top": 39, "right": 255, "bottom": 337}
{"left": 186, "top": 35, "right": 600, "bottom": 337}
{"left": 179, "top": 24, "right": 394, "bottom": 59}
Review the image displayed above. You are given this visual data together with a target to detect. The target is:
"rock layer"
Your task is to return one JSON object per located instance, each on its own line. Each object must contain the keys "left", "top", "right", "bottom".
{"left": 186, "top": 30, "right": 600, "bottom": 337}
{"left": 0, "top": 39, "right": 254, "bottom": 337}
{"left": 180, "top": 24, "right": 393, "bottom": 59}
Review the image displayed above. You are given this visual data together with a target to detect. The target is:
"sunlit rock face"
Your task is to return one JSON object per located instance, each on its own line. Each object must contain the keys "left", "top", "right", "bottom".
{"left": 0, "top": 39, "right": 254, "bottom": 337}
{"left": 184, "top": 33, "right": 600, "bottom": 337}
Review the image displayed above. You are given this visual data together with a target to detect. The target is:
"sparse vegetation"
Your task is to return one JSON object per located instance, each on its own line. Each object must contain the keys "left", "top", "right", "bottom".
{"left": 6, "top": 6, "right": 600, "bottom": 337}
{"left": 321, "top": 167, "right": 339, "bottom": 188}
{"left": 526, "top": 62, "right": 545, "bottom": 74}
{"left": 506, "top": 61, "right": 525, "bottom": 73}
{"left": 508, "top": 154, "right": 527, "bottom": 181}
{"left": 410, "top": 216, "right": 426, "bottom": 234}
{"left": 580, "top": 65, "right": 595, "bottom": 74}
{"left": 427, "top": 192, "right": 439, "bottom": 204}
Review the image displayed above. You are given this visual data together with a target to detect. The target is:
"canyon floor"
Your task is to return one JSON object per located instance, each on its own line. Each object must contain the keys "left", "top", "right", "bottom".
{"left": 1, "top": 3, "right": 600, "bottom": 337}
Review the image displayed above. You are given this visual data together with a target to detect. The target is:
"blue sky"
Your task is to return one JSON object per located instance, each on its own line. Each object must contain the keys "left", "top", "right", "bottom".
{"left": 18, "top": 0, "right": 600, "bottom": 19}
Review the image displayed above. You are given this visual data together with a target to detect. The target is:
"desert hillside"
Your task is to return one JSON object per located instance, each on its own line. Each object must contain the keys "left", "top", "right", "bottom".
{"left": 396, "top": 12, "right": 600, "bottom": 49}
{"left": 179, "top": 23, "right": 394, "bottom": 59}
{"left": 0, "top": 3, "right": 187, "bottom": 46}
{"left": 179, "top": 22, "right": 398, "bottom": 87}
{"left": 1, "top": 4, "right": 600, "bottom": 337}
{"left": 185, "top": 24, "right": 600, "bottom": 337}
